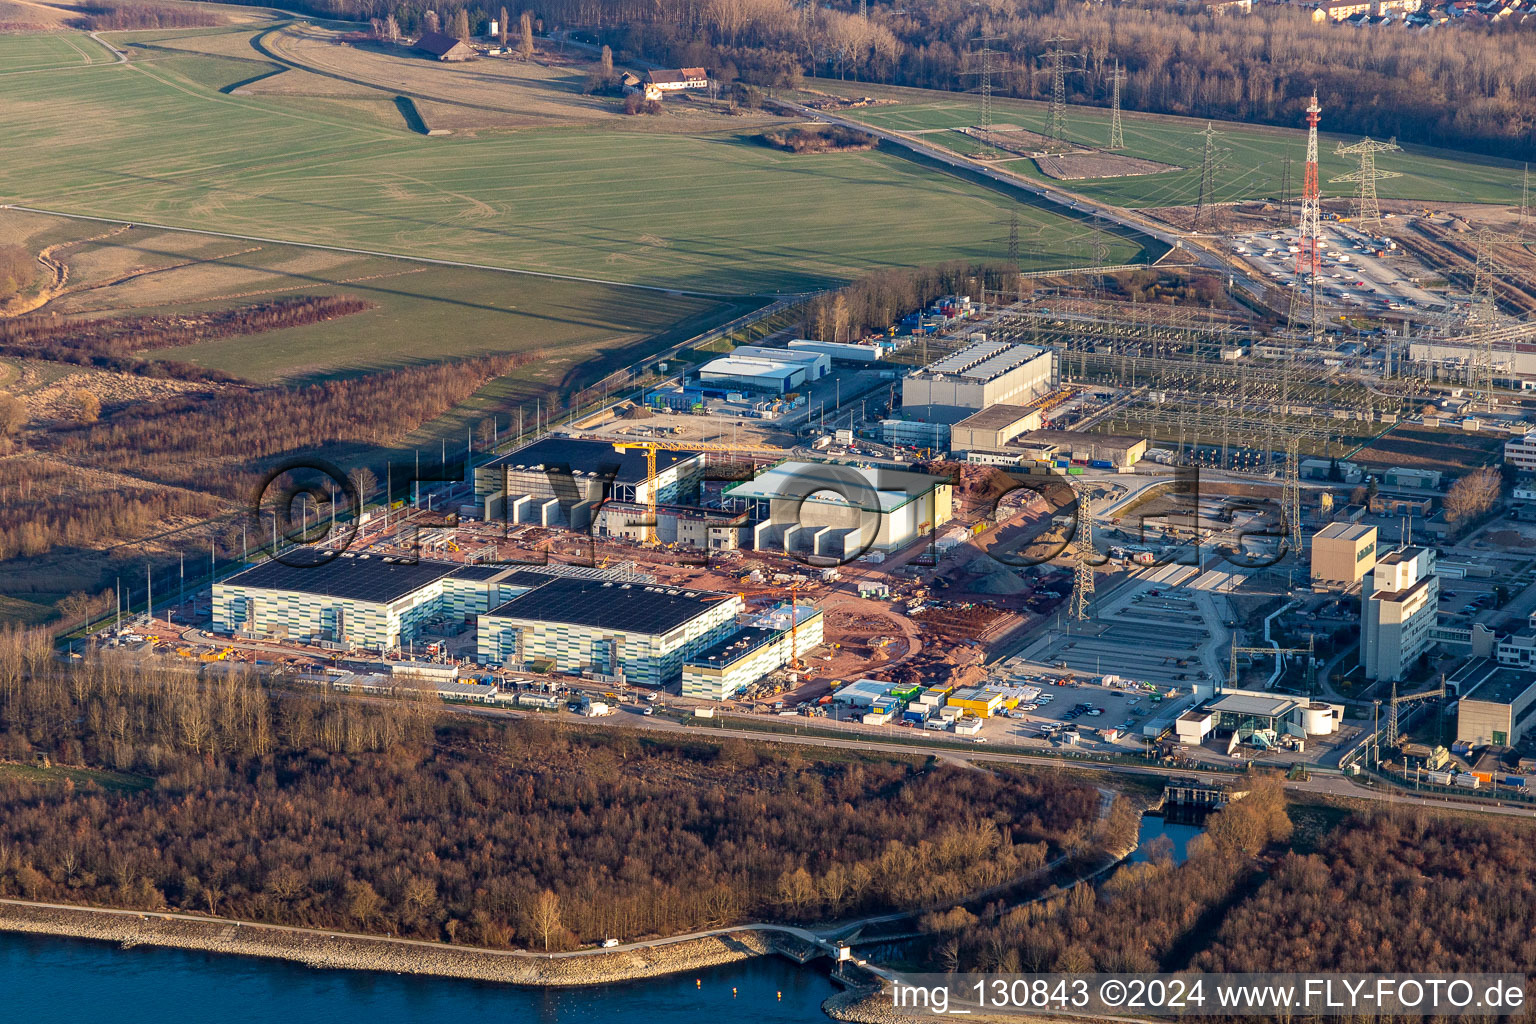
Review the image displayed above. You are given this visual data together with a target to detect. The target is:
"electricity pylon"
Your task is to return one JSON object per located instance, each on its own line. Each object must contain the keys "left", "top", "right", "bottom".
{"left": 1282, "top": 433, "right": 1303, "bottom": 556}
{"left": 1330, "top": 137, "right": 1402, "bottom": 233}
{"left": 961, "top": 35, "right": 1006, "bottom": 157}
{"left": 1465, "top": 228, "right": 1524, "bottom": 403}
{"left": 1193, "top": 123, "right": 1225, "bottom": 231}
{"left": 1069, "top": 496, "right": 1095, "bottom": 621}
{"left": 1035, "top": 37, "right": 1081, "bottom": 144}
{"left": 1289, "top": 93, "right": 1324, "bottom": 344}
{"left": 1107, "top": 60, "right": 1125, "bottom": 151}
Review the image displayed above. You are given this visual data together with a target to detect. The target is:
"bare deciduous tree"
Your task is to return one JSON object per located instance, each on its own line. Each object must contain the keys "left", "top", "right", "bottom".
{"left": 1445, "top": 466, "right": 1501, "bottom": 522}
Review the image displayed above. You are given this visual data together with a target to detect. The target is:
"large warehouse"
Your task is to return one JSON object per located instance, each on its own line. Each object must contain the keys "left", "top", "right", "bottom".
{"left": 950, "top": 404, "right": 1044, "bottom": 454}
{"left": 212, "top": 554, "right": 553, "bottom": 651}
{"left": 901, "top": 340, "right": 1056, "bottom": 424}
{"left": 472, "top": 437, "right": 709, "bottom": 526}
{"left": 476, "top": 578, "right": 744, "bottom": 685}
{"left": 723, "top": 460, "right": 953, "bottom": 557}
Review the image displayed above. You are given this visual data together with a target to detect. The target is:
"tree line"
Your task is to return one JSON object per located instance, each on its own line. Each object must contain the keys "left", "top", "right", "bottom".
{"left": 802, "top": 261, "right": 1013, "bottom": 344}
{"left": 0, "top": 295, "right": 371, "bottom": 381}
{"left": 73, "top": 2, "right": 221, "bottom": 29}
{"left": 0, "top": 640, "right": 1106, "bottom": 949}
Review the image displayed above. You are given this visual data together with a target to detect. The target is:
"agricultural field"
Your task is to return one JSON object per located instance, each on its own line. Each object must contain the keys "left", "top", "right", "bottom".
{"left": 0, "top": 27, "right": 111, "bottom": 71}
{"left": 808, "top": 81, "right": 1531, "bottom": 210}
{"left": 0, "top": 29, "right": 1150, "bottom": 296}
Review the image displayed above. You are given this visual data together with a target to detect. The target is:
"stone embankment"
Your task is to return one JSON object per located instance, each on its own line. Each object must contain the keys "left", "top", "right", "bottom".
{"left": 0, "top": 899, "right": 773, "bottom": 986}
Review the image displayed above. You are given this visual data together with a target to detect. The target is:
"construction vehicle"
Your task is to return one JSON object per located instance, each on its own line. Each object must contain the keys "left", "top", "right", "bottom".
{"left": 610, "top": 438, "right": 787, "bottom": 543}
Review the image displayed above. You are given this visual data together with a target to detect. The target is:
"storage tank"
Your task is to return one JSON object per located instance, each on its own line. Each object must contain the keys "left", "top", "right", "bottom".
{"left": 1302, "top": 702, "right": 1337, "bottom": 736}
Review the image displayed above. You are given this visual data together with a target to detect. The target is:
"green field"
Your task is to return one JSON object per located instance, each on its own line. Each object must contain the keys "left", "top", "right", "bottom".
{"left": 0, "top": 32, "right": 112, "bottom": 73}
{"left": 812, "top": 81, "right": 1530, "bottom": 210}
{"left": 0, "top": 33, "right": 1150, "bottom": 296}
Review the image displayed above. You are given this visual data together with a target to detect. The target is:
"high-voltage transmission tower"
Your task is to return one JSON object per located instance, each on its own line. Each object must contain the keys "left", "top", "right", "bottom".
{"left": 1193, "top": 123, "right": 1225, "bottom": 231}
{"left": 1465, "top": 228, "right": 1525, "bottom": 402}
{"left": 1281, "top": 433, "right": 1304, "bottom": 557}
{"left": 1035, "top": 37, "right": 1081, "bottom": 144}
{"left": 1069, "top": 496, "right": 1095, "bottom": 621}
{"left": 1106, "top": 60, "right": 1126, "bottom": 151}
{"left": 1330, "top": 137, "right": 1402, "bottom": 233}
{"left": 1288, "top": 93, "right": 1325, "bottom": 346}
{"left": 961, "top": 36, "right": 1006, "bottom": 157}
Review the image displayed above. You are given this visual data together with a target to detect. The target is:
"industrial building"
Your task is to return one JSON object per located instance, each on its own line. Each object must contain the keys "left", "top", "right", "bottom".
{"left": 1175, "top": 690, "right": 1341, "bottom": 744}
{"left": 696, "top": 352, "right": 822, "bottom": 394}
{"left": 901, "top": 340, "right": 1056, "bottom": 423}
{"left": 724, "top": 460, "right": 953, "bottom": 557}
{"left": 1310, "top": 522, "right": 1378, "bottom": 589}
{"left": 949, "top": 404, "right": 1044, "bottom": 455}
{"left": 787, "top": 339, "right": 885, "bottom": 363}
{"left": 1452, "top": 659, "right": 1536, "bottom": 748}
{"left": 476, "top": 578, "right": 743, "bottom": 685}
{"left": 680, "top": 604, "right": 824, "bottom": 700}
{"left": 1361, "top": 546, "right": 1441, "bottom": 681}
{"left": 472, "top": 437, "right": 709, "bottom": 525}
{"left": 1020, "top": 431, "right": 1148, "bottom": 469}
{"left": 212, "top": 554, "right": 559, "bottom": 652}
{"left": 594, "top": 502, "right": 749, "bottom": 550}
{"left": 880, "top": 419, "right": 950, "bottom": 450}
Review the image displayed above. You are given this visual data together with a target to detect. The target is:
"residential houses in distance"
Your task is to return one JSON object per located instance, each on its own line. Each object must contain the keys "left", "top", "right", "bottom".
{"left": 1182, "top": 0, "right": 1536, "bottom": 25}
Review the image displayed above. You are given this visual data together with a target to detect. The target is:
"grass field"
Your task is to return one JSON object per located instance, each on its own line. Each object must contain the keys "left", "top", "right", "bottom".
{"left": 809, "top": 81, "right": 1530, "bottom": 210}
{"left": 0, "top": 30, "right": 111, "bottom": 72}
{"left": 0, "top": 32, "right": 1150, "bottom": 295}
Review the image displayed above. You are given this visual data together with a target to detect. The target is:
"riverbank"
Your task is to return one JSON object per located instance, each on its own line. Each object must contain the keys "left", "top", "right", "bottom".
{"left": 0, "top": 899, "right": 776, "bottom": 987}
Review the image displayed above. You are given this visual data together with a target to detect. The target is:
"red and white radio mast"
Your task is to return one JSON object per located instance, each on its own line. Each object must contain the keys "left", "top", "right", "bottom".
{"left": 1294, "top": 93, "right": 1323, "bottom": 340}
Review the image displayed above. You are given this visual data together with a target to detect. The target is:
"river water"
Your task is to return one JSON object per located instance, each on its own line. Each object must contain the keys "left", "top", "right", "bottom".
{"left": 0, "top": 931, "right": 838, "bottom": 1024}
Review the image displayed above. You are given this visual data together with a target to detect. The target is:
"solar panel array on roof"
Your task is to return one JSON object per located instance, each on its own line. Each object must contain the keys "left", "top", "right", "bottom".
{"left": 486, "top": 577, "right": 730, "bottom": 634}
{"left": 221, "top": 554, "right": 460, "bottom": 603}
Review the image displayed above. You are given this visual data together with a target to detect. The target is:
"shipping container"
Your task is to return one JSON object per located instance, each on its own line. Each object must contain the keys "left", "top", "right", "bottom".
{"left": 1422, "top": 769, "right": 1454, "bottom": 786}
{"left": 1067, "top": 467, "right": 1085, "bottom": 475}
{"left": 1454, "top": 774, "right": 1481, "bottom": 789}
{"left": 1503, "top": 776, "right": 1527, "bottom": 790}
{"left": 1089, "top": 459, "right": 1114, "bottom": 469}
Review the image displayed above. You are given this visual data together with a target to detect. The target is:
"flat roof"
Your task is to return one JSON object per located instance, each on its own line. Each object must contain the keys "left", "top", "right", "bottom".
{"left": 916, "top": 340, "right": 1048, "bottom": 383}
{"left": 485, "top": 578, "right": 732, "bottom": 635}
{"left": 1209, "top": 693, "right": 1298, "bottom": 718}
{"left": 955, "top": 404, "right": 1038, "bottom": 431}
{"left": 1455, "top": 658, "right": 1536, "bottom": 706}
{"left": 219, "top": 554, "right": 460, "bottom": 604}
{"left": 1020, "top": 430, "right": 1147, "bottom": 454}
{"left": 723, "top": 461, "right": 947, "bottom": 512}
{"left": 1377, "top": 546, "right": 1428, "bottom": 566}
{"left": 1315, "top": 522, "right": 1377, "bottom": 543}
{"left": 481, "top": 437, "right": 705, "bottom": 485}
{"left": 685, "top": 625, "right": 782, "bottom": 669}
{"left": 698, "top": 356, "right": 803, "bottom": 381}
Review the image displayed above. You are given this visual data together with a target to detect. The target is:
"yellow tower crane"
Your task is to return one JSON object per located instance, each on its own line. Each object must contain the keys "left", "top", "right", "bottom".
{"left": 610, "top": 438, "right": 789, "bottom": 543}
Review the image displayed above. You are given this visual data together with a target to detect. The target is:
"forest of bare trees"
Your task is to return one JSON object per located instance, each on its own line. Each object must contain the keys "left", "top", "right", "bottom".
{"left": 0, "top": 638, "right": 1105, "bottom": 948}
{"left": 944, "top": 778, "right": 1293, "bottom": 973}
{"left": 1194, "top": 810, "right": 1536, "bottom": 974}
{"left": 72, "top": 1, "right": 220, "bottom": 29}
{"left": 43, "top": 354, "right": 527, "bottom": 499}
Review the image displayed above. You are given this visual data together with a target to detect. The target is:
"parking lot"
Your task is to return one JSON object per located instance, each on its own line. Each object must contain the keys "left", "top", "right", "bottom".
{"left": 1233, "top": 224, "right": 1444, "bottom": 318}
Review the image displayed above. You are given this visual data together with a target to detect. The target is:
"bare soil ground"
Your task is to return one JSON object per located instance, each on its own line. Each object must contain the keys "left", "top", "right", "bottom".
{"left": 0, "top": 0, "right": 73, "bottom": 29}
{"left": 1350, "top": 425, "right": 1505, "bottom": 472}
{"left": 1034, "top": 151, "right": 1182, "bottom": 181}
